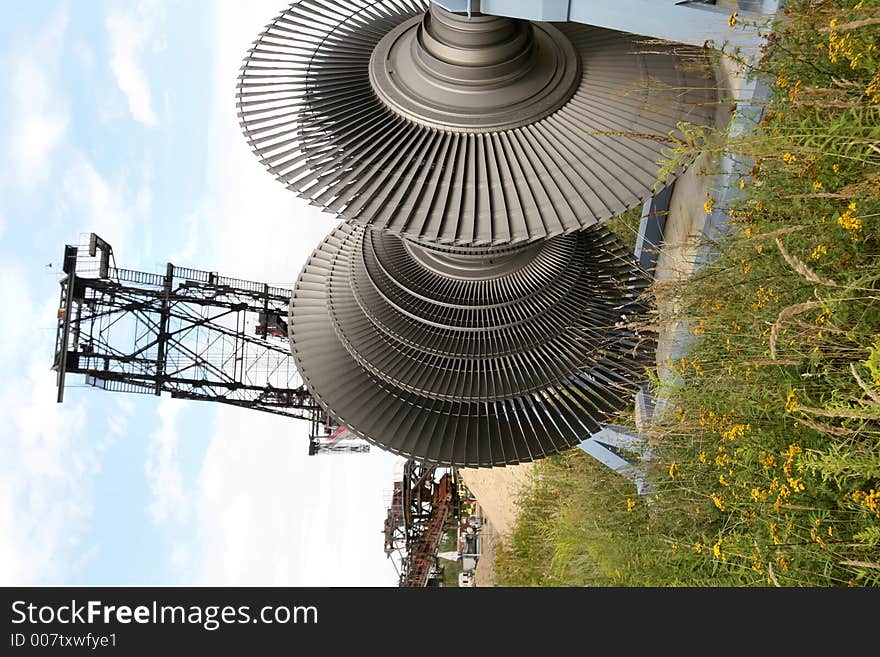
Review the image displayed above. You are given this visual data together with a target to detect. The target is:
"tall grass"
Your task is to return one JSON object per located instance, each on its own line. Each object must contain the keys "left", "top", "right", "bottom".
{"left": 495, "top": 0, "right": 880, "bottom": 587}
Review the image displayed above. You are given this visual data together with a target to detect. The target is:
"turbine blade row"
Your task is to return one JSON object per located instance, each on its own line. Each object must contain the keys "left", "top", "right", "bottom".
{"left": 289, "top": 222, "right": 655, "bottom": 467}
{"left": 238, "top": 0, "right": 717, "bottom": 247}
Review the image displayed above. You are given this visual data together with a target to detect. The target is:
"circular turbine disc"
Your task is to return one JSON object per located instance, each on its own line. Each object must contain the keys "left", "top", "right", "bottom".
{"left": 289, "top": 222, "right": 655, "bottom": 467}
{"left": 238, "top": 0, "right": 718, "bottom": 247}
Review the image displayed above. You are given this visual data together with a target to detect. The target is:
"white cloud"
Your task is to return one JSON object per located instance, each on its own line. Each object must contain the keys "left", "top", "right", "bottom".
{"left": 0, "top": 267, "right": 31, "bottom": 363}
{"left": 5, "top": 12, "right": 70, "bottom": 189}
{"left": 167, "top": 208, "right": 202, "bottom": 265}
{"left": 163, "top": 2, "right": 406, "bottom": 587}
{"left": 142, "top": 3, "right": 404, "bottom": 587}
{"left": 195, "top": 1, "right": 340, "bottom": 282}
{"left": 0, "top": 272, "right": 96, "bottom": 585}
{"left": 61, "top": 154, "right": 147, "bottom": 252}
{"left": 73, "top": 38, "right": 96, "bottom": 71}
{"left": 105, "top": 1, "right": 163, "bottom": 126}
{"left": 170, "top": 542, "right": 192, "bottom": 572}
{"left": 106, "top": 397, "right": 135, "bottom": 443}
{"left": 0, "top": 365, "right": 92, "bottom": 586}
{"left": 145, "top": 398, "right": 188, "bottom": 524}
{"left": 190, "top": 406, "right": 403, "bottom": 586}
{"left": 0, "top": 182, "right": 138, "bottom": 585}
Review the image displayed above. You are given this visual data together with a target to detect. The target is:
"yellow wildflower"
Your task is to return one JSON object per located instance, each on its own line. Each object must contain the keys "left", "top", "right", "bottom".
{"left": 851, "top": 489, "right": 880, "bottom": 518}
{"left": 828, "top": 19, "right": 859, "bottom": 65}
{"left": 668, "top": 461, "right": 679, "bottom": 479}
{"left": 832, "top": 163, "right": 840, "bottom": 173}
{"left": 722, "top": 423, "right": 748, "bottom": 441}
{"left": 728, "top": 12, "right": 738, "bottom": 27}
{"left": 866, "top": 72, "right": 880, "bottom": 103}
{"left": 751, "top": 285, "right": 779, "bottom": 311}
{"left": 775, "top": 73, "right": 788, "bottom": 89}
{"left": 835, "top": 202, "right": 857, "bottom": 229}
{"left": 699, "top": 451, "right": 707, "bottom": 464}
{"left": 739, "top": 178, "right": 746, "bottom": 189}
{"left": 773, "top": 484, "right": 791, "bottom": 511}
{"left": 713, "top": 538, "right": 726, "bottom": 562}
{"left": 810, "top": 244, "right": 827, "bottom": 260}
{"left": 812, "top": 180, "right": 823, "bottom": 191}
{"left": 782, "top": 152, "right": 797, "bottom": 164}
{"left": 711, "top": 492, "right": 726, "bottom": 511}
{"left": 626, "top": 498, "right": 636, "bottom": 512}
{"left": 704, "top": 195, "right": 715, "bottom": 214}
{"left": 695, "top": 541, "right": 703, "bottom": 554}
{"left": 785, "top": 390, "right": 798, "bottom": 413}
{"left": 718, "top": 474, "right": 730, "bottom": 487}
{"left": 752, "top": 554, "right": 763, "bottom": 573}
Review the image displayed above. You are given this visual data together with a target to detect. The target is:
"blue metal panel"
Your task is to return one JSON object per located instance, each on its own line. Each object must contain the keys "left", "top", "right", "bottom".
{"left": 578, "top": 432, "right": 653, "bottom": 495}
{"left": 434, "top": 0, "right": 779, "bottom": 50}
{"left": 635, "top": 185, "right": 673, "bottom": 276}
{"left": 481, "top": 0, "right": 569, "bottom": 20}
{"left": 431, "top": 1, "right": 470, "bottom": 13}
{"left": 567, "top": 0, "right": 776, "bottom": 48}
{"left": 432, "top": 0, "right": 569, "bottom": 20}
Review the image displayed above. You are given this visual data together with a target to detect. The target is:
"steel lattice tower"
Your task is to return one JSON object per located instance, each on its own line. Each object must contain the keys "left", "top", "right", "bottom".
{"left": 52, "top": 233, "right": 319, "bottom": 421}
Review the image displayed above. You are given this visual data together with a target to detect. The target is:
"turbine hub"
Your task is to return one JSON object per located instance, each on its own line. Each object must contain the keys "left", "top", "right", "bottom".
{"left": 369, "top": 4, "right": 581, "bottom": 131}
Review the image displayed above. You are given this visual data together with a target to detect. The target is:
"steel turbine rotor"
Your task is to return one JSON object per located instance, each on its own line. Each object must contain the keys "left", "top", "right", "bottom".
{"left": 235, "top": 1, "right": 720, "bottom": 466}
{"left": 237, "top": 0, "right": 717, "bottom": 247}
{"left": 290, "top": 223, "right": 654, "bottom": 466}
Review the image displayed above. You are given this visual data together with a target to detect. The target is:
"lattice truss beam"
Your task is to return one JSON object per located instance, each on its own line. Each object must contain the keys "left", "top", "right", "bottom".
{"left": 53, "top": 234, "right": 318, "bottom": 420}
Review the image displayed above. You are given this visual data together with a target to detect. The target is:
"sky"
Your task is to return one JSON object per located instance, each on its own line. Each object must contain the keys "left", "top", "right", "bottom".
{"left": 0, "top": 0, "right": 408, "bottom": 587}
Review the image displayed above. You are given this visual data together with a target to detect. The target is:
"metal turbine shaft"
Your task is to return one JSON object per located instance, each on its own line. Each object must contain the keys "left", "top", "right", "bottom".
{"left": 237, "top": 0, "right": 717, "bottom": 247}
{"left": 289, "top": 222, "right": 654, "bottom": 467}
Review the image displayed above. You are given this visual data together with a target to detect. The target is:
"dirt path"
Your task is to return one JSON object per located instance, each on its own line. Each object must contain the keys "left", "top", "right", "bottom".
{"left": 458, "top": 463, "right": 536, "bottom": 586}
